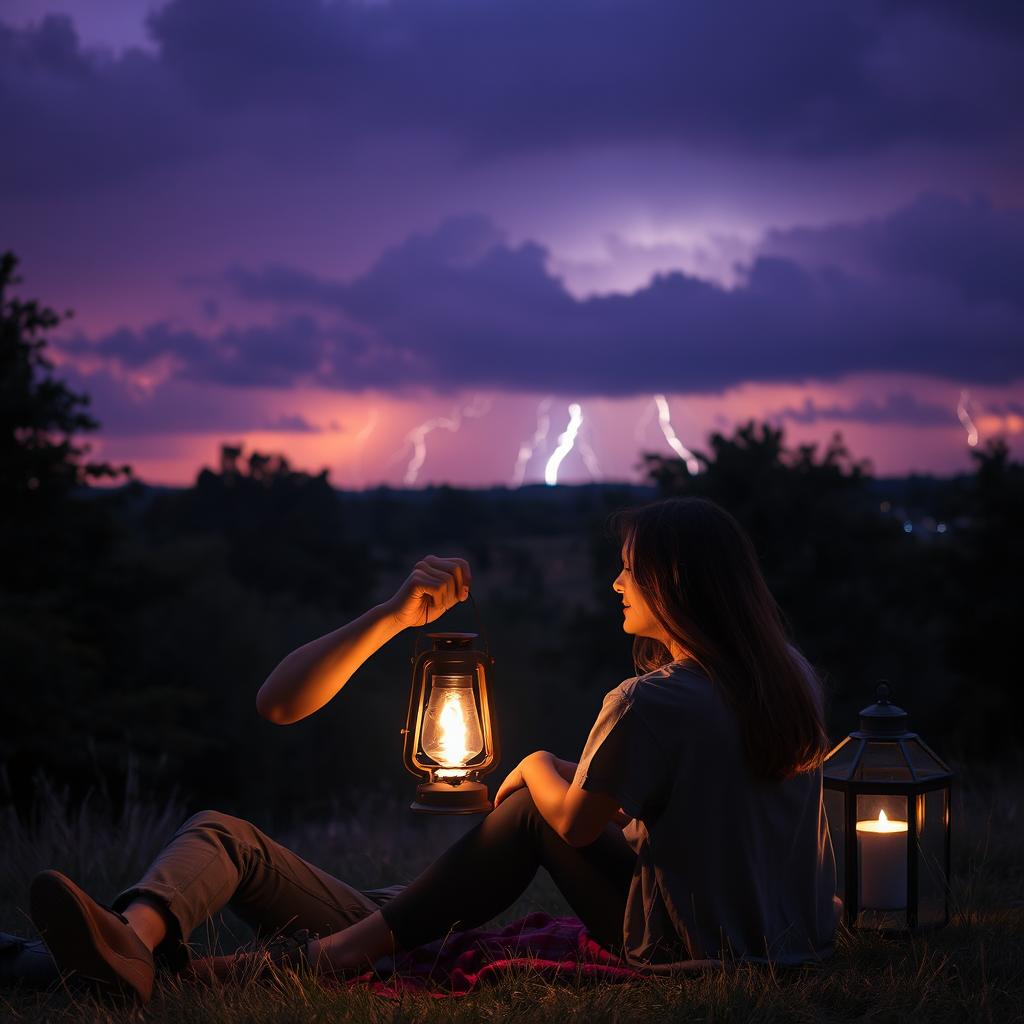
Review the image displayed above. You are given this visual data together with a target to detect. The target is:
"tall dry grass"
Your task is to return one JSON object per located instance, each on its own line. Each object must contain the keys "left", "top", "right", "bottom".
{"left": 1, "top": 767, "right": 1022, "bottom": 1022}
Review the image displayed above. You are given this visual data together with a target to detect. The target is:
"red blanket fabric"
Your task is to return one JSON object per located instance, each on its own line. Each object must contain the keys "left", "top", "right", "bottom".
{"left": 346, "top": 912, "right": 641, "bottom": 997}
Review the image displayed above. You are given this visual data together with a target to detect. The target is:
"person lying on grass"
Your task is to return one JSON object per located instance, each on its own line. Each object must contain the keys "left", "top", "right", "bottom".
{"left": 28, "top": 497, "right": 838, "bottom": 1003}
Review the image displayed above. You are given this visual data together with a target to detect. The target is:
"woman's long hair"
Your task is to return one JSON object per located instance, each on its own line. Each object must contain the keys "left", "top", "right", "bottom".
{"left": 611, "top": 497, "right": 828, "bottom": 779}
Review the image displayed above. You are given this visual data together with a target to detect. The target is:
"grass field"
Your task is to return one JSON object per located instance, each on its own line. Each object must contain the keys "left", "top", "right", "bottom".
{"left": 1, "top": 771, "right": 1022, "bottom": 1023}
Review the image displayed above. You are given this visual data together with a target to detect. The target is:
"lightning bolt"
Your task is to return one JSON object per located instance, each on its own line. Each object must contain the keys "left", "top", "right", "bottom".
{"left": 402, "top": 396, "right": 492, "bottom": 486}
{"left": 956, "top": 391, "right": 979, "bottom": 448}
{"left": 354, "top": 409, "right": 379, "bottom": 446}
{"left": 347, "top": 407, "right": 379, "bottom": 488}
{"left": 654, "top": 394, "right": 700, "bottom": 475}
{"left": 633, "top": 399, "right": 656, "bottom": 443}
{"left": 544, "top": 402, "right": 583, "bottom": 486}
{"left": 577, "top": 434, "right": 602, "bottom": 479}
{"left": 512, "top": 397, "right": 553, "bottom": 487}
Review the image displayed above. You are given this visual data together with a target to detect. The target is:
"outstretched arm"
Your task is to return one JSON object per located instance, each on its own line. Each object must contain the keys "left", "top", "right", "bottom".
{"left": 256, "top": 555, "right": 471, "bottom": 725}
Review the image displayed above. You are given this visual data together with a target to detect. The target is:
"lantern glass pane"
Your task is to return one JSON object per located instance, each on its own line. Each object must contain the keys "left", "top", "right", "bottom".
{"left": 857, "top": 741, "right": 914, "bottom": 783}
{"left": 917, "top": 788, "right": 950, "bottom": 926}
{"left": 902, "top": 739, "right": 949, "bottom": 780}
{"left": 855, "top": 793, "right": 909, "bottom": 929}
{"left": 824, "top": 788, "right": 846, "bottom": 905}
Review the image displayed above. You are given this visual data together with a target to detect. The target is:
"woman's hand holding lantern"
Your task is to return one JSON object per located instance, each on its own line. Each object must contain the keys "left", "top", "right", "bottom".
{"left": 386, "top": 555, "right": 472, "bottom": 630}
{"left": 257, "top": 556, "right": 471, "bottom": 726}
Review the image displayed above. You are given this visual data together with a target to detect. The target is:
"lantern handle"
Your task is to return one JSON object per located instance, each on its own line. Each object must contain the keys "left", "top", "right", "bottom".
{"left": 410, "top": 590, "right": 492, "bottom": 662}
{"left": 468, "top": 591, "right": 492, "bottom": 657}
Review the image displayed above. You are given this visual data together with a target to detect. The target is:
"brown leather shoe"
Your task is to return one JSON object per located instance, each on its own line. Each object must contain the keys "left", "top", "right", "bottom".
{"left": 29, "top": 870, "right": 155, "bottom": 1003}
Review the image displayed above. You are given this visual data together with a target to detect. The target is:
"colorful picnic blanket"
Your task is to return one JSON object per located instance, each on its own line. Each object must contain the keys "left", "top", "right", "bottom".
{"left": 347, "top": 912, "right": 641, "bottom": 997}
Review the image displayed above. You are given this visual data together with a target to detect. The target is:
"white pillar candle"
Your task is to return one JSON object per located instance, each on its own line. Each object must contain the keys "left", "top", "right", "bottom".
{"left": 856, "top": 809, "right": 908, "bottom": 910}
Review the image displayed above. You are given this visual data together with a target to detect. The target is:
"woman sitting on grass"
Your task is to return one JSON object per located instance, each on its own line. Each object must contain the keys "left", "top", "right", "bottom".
{"left": 29, "top": 497, "right": 837, "bottom": 1002}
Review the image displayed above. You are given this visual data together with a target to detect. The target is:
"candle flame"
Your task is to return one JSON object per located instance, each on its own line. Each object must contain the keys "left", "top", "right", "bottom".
{"left": 856, "top": 809, "right": 908, "bottom": 834}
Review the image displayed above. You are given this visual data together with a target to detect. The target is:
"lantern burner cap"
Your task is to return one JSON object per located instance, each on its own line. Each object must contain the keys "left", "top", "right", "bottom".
{"left": 428, "top": 632, "right": 478, "bottom": 649}
{"left": 857, "top": 681, "right": 910, "bottom": 737}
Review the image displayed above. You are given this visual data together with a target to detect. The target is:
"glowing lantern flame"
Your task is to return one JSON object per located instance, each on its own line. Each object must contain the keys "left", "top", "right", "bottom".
{"left": 439, "top": 694, "right": 470, "bottom": 765}
{"left": 421, "top": 676, "right": 484, "bottom": 769}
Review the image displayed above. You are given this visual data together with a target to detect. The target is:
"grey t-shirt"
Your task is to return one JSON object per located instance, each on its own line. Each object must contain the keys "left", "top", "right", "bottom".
{"left": 573, "top": 661, "right": 837, "bottom": 967}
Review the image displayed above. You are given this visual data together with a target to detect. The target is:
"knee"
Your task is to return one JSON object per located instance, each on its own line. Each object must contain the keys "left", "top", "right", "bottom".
{"left": 490, "top": 788, "right": 542, "bottom": 829}
{"left": 179, "top": 808, "right": 252, "bottom": 838}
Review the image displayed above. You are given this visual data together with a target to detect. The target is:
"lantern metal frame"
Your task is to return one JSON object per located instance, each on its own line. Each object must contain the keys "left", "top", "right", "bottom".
{"left": 401, "top": 631, "right": 499, "bottom": 814}
{"left": 823, "top": 683, "right": 953, "bottom": 932}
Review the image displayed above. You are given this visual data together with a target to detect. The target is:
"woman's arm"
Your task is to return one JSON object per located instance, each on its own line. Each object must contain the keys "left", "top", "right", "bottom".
{"left": 495, "top": 751, "right": 620, "bottom": 848}
{"left": 256, "top": 555, "right": 471, "bottom": 725}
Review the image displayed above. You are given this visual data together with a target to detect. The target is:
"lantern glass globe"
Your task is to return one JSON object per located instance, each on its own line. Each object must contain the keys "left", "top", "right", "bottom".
{"left": 421, "top": 675, "right": 484, "bottom": 768}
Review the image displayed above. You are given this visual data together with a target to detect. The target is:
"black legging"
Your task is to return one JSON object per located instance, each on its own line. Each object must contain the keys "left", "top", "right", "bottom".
{"left": 379, "top": 788, "right": 636, "bottom": 952}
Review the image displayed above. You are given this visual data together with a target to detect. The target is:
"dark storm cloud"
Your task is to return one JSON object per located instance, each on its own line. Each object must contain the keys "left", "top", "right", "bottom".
{"left": 62, "top": 316, "right": 330, "bottom": 387}
{"left": 260, "top": 414, "right": 327, "bottom": 433}
{"left": 70, "top": 195, "right": 1024, "bottom": 395}
{"left": 773, "top": 394, "right": 952, "bottom": 428}
{"left": 760, "top": 194, "right": 1024, "bottom": 310}
{"left": 985, "top": 400, "right": 1024, "bottom": 417}
{"left": 61, "top": 367, "right": 328, "bottom": 436}
{"left": 888, "top": 0, "right": 1024, "bottom": 37}
{"left": 3, "top": 0, "right": 1022, "bottom": 193}
{"left": 0, "top": 15, "right": 201, "bottom": 191}
{"left": 139, "top": 0, "right": 1024, "bottom": 154}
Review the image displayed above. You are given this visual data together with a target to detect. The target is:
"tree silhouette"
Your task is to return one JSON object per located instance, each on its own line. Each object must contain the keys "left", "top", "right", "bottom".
{"left": 1, "top": 251, "right": 129, "bottom": 514}
{"left": 944, "top": 439, "right": 1024, "bottom": 748}
{"left": 1, "top": 253, "right": 134, "bottom": 809}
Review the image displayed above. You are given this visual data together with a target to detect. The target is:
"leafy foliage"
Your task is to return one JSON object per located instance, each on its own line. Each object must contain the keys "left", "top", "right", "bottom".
{"left": 0, "top": 252, "right": 129, "bottom": 506}
{"left": 638, "top": 424, "right": 1022, "bottom": 752}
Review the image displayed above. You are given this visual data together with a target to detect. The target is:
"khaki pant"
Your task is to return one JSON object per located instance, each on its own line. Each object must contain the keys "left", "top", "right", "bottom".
{"left": 111, "top": 809, "right": 401, "bottom": 969}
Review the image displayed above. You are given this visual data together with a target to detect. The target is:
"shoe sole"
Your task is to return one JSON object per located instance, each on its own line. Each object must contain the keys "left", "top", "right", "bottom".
{"left": 30, "top": 871, "right": 154, "bottom": 1003}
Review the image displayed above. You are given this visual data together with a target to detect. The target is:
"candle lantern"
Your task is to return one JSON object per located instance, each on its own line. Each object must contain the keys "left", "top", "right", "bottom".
{"left": 823, "top": 683, "right": 952, "bottom": 932}
{"left": 402, "top": 632, "right": 499, "bottom": 814}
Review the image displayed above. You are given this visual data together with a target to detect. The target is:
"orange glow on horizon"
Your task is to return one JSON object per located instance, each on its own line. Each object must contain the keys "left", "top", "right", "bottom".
{"left": 82, "top": 376, "right": 1024, "bottom": 488}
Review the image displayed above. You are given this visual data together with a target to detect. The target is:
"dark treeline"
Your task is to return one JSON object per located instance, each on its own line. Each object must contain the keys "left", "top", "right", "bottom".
{"left": 3, "top": 253, "right": 1021, "bottom": 824}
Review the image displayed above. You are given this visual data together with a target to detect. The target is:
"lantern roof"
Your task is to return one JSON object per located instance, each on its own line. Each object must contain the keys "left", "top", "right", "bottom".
{"left": 823, "top": 682, "right": 952, "bottom": 788}
{"left": 856, "top": 682, "right": 909, "bottom": 738}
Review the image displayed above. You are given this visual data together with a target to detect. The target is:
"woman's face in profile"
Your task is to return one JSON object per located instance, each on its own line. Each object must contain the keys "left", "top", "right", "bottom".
{"left": 612, "top": 544, "right": 662, "bottom": 642}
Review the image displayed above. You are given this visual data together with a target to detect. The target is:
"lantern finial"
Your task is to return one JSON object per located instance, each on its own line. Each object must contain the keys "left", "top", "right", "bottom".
{"left": 857, "top": 681, "right": 909, "bottom": 737}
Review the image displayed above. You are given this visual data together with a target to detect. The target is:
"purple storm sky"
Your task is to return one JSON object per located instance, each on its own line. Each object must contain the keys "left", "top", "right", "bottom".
{"left": 2, "top": 0, "right": 1022, "bottom": 486}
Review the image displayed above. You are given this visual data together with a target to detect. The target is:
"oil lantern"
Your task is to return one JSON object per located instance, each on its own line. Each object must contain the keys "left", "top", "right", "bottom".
{"left": 823, "top": 683, "right": 953, "bottom": 932}
{"left": 402, "top": 632, "right": 499, "bottom": 814}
